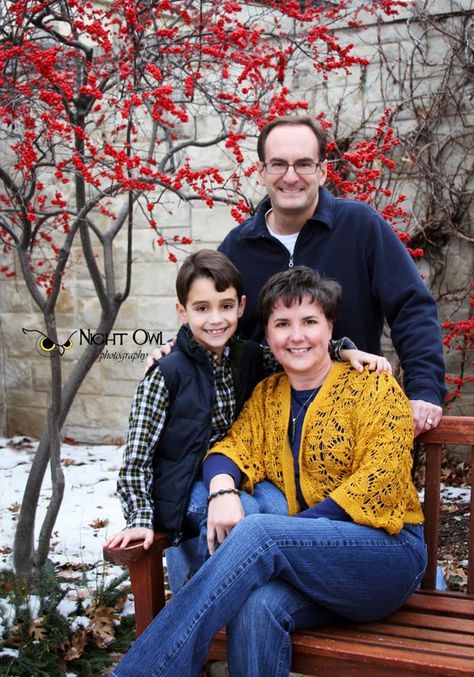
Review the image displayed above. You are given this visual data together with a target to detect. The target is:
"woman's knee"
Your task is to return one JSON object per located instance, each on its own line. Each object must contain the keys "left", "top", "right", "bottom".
{"left": 229, "top": 582, "right": 295, "bottom": 636}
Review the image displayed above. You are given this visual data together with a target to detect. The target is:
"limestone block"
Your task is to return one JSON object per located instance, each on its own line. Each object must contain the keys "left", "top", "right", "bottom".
{"left": 114, "top": 301, "right": 140, "bottom": 331}
{"left": 61, "top": 421, "right": 127, "bottom": 445}
{"left": 0, "top": 283, "right": 34, "bottom": 313}
{"left": 55, "top": 288, "right": 75, "bottom": 314}
{"left": 98, "top": 377, "right": 136, "bottom": 399}
{"left": 130, "top": 261, "right": 177, "bottom": 298}
{"left": 138, "top": 296, "right": 181, "bottom": 333}
{"left": 4, "top": 316, "right": 44, "bottom": 358}
{"left": 31, "top": 360, "right": 71, "bottom": 390}
{"left": 191, "top": 205, "right": 235, "bottom": 244}
{"left": 10, "top": 388, "right": 49, "bottom": 410}
{"left": 99, "top": 353, "right": 149, "bottom": 383}
{"left": 8, "top": 406, "right": 47, "bottom": 438}
{"left": 5, "top": 359, "right": 32, "bottom": 389}
{"left": 76, "top": 297, "right": 102, "bottom": 328}
{"left": 75, "top": 393, "right": 130, "bottom": 430}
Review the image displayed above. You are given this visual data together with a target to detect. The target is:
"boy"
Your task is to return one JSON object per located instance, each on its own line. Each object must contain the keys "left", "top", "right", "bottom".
{"left": 105, "top": 250, "right": 390, "bottom": 590}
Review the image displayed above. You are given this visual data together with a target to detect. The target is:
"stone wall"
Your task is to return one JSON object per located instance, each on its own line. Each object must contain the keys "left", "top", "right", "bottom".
{"left": 0, "top": 0, "right": 472, "bottom": 442}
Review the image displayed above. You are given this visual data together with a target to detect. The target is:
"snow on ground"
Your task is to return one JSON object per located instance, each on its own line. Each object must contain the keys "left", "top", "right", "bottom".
{"left": 0, "top": 436, "right": 127, "bottom": 583}
{"left": 1, "top": 435, "right": 471, "bottom": 576}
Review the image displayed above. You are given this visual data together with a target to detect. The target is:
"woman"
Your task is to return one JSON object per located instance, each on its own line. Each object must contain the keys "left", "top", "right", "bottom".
{"left": 113, "top": 267, "right": 426, "bottom": 677}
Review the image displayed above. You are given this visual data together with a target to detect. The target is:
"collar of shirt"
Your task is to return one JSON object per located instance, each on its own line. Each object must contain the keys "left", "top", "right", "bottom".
{"left": 240, "top": 187, "right": 335, "bottom": 241}
{"left": 184, "top": 326, "right": 232, "bottom": 372}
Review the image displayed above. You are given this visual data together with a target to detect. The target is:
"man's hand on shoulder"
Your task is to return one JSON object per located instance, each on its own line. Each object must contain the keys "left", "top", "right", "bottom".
{"left": 410, "top": 400, "right": 443, "bottom": 438}
{"left": 341, "top": 348, "right": 392, "bottom": 374}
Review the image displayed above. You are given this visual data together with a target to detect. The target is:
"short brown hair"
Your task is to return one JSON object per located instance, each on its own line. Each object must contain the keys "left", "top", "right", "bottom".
{"left": 176, "top": 249, "right": 243, "bottom": 305}
{"left": 258, "top": 266, "right": 341, "bottom": 327}
{"left": 257, "top": 116, "right": 328, "bottom": 162}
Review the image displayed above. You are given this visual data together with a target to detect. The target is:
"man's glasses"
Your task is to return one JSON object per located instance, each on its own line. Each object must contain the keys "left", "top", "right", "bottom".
{"left": 263, "top": 160, "right": 322, "bottom": 176}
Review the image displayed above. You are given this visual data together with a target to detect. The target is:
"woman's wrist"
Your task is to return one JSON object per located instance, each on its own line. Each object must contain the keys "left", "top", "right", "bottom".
{"left": 207, "top": 487, "right": 241, "bottom": 505}
{"left": 209, "top": 473, "right": 236, "bottom": 494}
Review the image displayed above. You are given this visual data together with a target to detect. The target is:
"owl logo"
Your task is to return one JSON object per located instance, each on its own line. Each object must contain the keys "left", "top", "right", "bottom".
{"left": 22, "top": 328, "right": 78, "bottom": 357}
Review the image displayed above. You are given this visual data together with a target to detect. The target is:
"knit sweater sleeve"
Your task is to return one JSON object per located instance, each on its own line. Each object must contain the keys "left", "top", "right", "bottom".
{"left": 327, "top": 370, "right": 419, "bottom": 534}
{"left": 205, "top": 378, "right": 270, "bottom": 490}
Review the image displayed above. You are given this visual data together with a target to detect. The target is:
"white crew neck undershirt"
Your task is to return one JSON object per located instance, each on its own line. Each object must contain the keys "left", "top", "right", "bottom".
{"left": 265, "top": 209, "right": 299, "bottom": 255}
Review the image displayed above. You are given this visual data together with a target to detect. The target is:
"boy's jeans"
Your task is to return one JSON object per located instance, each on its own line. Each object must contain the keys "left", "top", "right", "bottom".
{"left": 113, "top": 514, "right": 426, "bottom": 677}
{"left": 165, "top": 480, "right": 288, "bottom": 592}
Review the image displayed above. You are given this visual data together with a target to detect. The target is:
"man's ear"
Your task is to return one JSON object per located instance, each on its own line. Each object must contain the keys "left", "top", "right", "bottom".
{"left": 176, "top": 301, "right": 187, "bottom": 324}
{"left": 319, "top": 159, "right": 328, "bottom": 187}
{"left": 238, "top": 295, "right": 247, "bottom": 317}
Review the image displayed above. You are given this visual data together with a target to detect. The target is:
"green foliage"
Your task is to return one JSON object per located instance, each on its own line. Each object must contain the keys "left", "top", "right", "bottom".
{"left": 0, "top": 564, "right": 133, "bottom": 676}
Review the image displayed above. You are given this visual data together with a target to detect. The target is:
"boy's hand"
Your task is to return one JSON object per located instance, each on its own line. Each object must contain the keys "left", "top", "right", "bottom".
{"left": 144, "top": 335, "right": 176, "bottom": 371}
{"left": 104, "top": 527, "right": 155, "bottom": 550}
{"left": 341, "top": 349, "right": 392, "bottom": 374}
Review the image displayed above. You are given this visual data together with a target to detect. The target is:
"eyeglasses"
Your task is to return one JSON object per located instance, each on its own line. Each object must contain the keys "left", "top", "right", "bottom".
{"left": 263, "top": 160, "right": 322, "bottom": 176}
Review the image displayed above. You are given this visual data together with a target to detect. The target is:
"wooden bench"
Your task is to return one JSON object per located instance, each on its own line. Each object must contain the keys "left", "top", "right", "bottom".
{"left": 104, "top": 416, "right": 474, "bottom": 675}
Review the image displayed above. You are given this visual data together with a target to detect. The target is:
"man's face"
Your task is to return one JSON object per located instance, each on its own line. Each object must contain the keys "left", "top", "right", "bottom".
{"left": 258, "top": 124, "right": 327, "bottom": 221}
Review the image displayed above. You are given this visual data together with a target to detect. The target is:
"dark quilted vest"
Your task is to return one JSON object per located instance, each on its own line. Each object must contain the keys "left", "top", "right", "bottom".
{"left": 151, "top": 326, "right": 265, "bottom": 544}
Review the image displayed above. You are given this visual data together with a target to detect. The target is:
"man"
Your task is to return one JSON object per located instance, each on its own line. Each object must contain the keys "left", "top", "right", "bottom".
{"left": 219, "top": 116, "right": 445, "bottom": 436}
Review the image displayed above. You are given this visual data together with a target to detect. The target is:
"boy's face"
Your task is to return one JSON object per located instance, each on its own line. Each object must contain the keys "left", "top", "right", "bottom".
{"left": 177, "top": 276, "right": 246, "bottom": 359}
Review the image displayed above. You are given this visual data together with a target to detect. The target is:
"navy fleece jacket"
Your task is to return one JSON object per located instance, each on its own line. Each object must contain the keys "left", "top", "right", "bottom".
{"left": 219, "top": 187, "right": 446, "bottom": 405}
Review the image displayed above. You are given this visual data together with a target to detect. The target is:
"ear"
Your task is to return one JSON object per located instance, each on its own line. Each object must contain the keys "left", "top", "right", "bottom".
{"left": 319, "top": 159, "right": 328, "bottom": 187}
{"left": 257, "top": 161, "right": 265, "bottom": 183}
{"left": 238, "top": 295, "right": 247, "bottom": 317}
{"left": 328, "top": 320, "right": 333, "bottom": 342}
{"left": 176, "top": 301, "right": 188, "bottom": 325}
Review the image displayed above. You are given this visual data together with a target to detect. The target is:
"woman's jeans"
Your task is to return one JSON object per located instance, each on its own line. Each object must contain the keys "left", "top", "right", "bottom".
{"left": 113, "top": 515, "right": 426, "bottom": 677}
{"left": 166, "top": 480, "right": 288, "bottom": 593}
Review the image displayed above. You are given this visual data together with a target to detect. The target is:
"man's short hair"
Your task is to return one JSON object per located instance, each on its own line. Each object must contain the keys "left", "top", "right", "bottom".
{"left": 258, "top": 266, "right": 341, "bottom": 327}
{"left": 257, "top": 116, "right": 328, "bottom": 163}
{"left": 176, "top": 249, "right": 243, "bottom": 306}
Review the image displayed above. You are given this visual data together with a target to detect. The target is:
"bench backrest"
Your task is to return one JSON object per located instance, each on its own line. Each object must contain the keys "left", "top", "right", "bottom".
{"left": 418, "top": 416, "right": 474, "bottom": 593}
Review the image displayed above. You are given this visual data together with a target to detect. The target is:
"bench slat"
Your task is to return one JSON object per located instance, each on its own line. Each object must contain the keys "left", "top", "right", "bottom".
{"left": 385, "top": 609, "right": 474, "bottom": 634}
{"left": 305, "top": 627, "right": 474, "bottom": 655}
{"left": 326, "top": 621, "right": 474, "bottom": 647}
{"left": 209, "top": 625, "right": 474, "bottom": 676}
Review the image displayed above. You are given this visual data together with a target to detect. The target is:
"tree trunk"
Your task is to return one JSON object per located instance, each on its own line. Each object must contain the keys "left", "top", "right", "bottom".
{"left": 13, "top": 307, "right": 122, "bottom": 577}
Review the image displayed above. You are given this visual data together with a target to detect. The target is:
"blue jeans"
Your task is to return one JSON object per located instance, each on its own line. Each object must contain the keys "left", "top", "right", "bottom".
{"left": 113, "top": 514, "right": 426, "bottom": 677}
{"left": 166, "top": 480, "right": 288, "bottom": 593}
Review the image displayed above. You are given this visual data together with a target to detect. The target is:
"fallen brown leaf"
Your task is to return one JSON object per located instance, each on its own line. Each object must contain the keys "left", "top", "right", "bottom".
{"left": 89, "top": 518, "right": 110, "bottom": 529}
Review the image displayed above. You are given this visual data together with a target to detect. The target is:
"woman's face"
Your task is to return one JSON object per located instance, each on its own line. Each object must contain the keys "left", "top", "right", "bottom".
{"left": 266, "top": 295, "right": 333, "bottom": 380}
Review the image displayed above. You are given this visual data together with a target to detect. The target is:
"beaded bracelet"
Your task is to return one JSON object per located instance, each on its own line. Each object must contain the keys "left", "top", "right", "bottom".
{"left": 207, "top": 487, "right": 241, "bottom": 505}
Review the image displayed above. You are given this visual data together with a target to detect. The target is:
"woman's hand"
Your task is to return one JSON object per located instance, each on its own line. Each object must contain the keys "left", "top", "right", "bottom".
{"left": 341, "top": 349, "right": 392, "bottom": 374}
{"left": 207, "top": 493, "right": 245, "bottom": 555}
{"left": 104, "top": 527, "right": 155, "bottom": 550}
{"left": 206, "top": 474, "right": 244, "bottom": 555}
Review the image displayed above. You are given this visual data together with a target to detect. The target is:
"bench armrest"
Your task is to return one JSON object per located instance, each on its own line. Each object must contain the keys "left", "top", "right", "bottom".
{"left": 103, "top": 532, "right": 170, "bottom": 636}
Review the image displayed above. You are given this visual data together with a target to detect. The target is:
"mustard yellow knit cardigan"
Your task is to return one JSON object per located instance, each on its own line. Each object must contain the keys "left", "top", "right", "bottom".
{"left": 207, "top": 362, "right": 424, "bottom": 535}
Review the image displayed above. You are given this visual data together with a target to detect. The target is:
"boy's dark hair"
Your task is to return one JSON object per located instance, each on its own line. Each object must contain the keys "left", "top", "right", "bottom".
{"left": 257, "top": 116, "right": 328, "bottom": 162}
{"left": 176, "top": 249, "right": 243, "bottom": 305}
{"left": 258, "top": 266, "right": 341, "bottom": 327}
